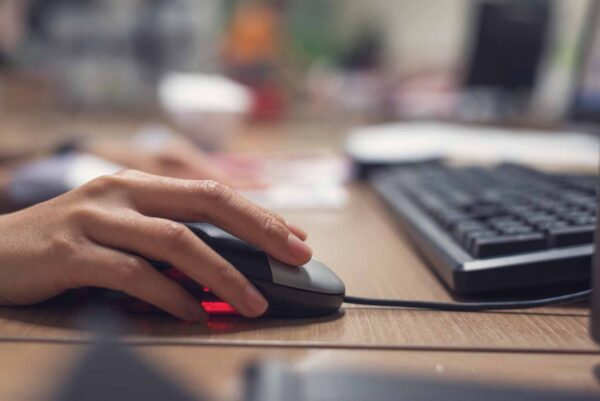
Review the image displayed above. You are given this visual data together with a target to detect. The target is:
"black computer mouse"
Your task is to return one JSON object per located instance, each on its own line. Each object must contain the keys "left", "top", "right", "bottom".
{"left": 105, "top": 223, "right": 346, "bottom": 318}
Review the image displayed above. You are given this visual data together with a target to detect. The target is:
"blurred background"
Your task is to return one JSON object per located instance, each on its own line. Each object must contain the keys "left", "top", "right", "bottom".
{"left": 0, "top": 0, "right": 597, "bottom": 203}
{"left": 0, "top": 0, "right": 591, "bottom": 122}
{"left": 3, "top": 2, "right": 600, "bottom": 399}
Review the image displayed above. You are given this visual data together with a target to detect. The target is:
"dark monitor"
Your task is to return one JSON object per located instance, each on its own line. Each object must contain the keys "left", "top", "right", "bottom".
{"left": 464, "top": 0, "right": 551, "bottom": 92}
{"left": 569, "top": 1, "right": 600, "bottom": 126}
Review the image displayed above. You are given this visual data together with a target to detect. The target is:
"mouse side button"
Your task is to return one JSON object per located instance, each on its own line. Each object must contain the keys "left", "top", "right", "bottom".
{"left": 267, "top": 258, "right": 345, "bottom": 295}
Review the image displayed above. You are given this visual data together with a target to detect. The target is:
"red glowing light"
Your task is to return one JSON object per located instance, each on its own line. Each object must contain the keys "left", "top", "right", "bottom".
{"left": 201, "top": 301, "right": 237, "bottom": 314}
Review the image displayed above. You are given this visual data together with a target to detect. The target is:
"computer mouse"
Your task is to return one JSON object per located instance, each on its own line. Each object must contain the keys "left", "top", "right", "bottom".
{"left": 104, "top": 223, "right": 346, "bottom": 318}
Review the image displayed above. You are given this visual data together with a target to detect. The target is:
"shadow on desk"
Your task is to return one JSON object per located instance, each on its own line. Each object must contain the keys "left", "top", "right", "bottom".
{"left": 0, "top": 291, "right": 345, "bottom": 339}
{"left": 1, "top": 289, "right": 596, "bottom": 353}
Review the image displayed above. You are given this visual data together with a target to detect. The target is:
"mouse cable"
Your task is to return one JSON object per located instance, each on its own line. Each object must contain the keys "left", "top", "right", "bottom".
{"left": 343, "top": 289, "right": 592, "bottom": 312}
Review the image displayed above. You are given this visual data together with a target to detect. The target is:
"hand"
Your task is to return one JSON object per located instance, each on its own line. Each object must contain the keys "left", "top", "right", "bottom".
{"left": 0, "top": 170, "right": 311, "bottom": 322}
{"left": 84, "top": 135, "right": 265, "bottom": 190}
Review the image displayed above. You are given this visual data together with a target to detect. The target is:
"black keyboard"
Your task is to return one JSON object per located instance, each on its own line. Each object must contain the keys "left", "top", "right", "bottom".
{"left": 370, "top": 162, "right": 598, "bottom": 294}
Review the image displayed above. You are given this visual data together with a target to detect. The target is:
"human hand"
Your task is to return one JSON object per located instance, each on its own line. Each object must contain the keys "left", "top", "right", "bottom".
{"left": 0, "top": 170, "right": 311, "bottom": 322}
{"left": 84, "top": 134, "right": 265, "bottom": 190}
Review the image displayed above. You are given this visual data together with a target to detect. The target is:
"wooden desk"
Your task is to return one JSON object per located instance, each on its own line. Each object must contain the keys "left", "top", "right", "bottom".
{"left": 0, "top": 113, "right": 598, "bottom": 400}
{"left": 0, "top": 186, "right": 594, "bottom": 352}
{"left": 2, "top": 344, "right": 600, "bottom": 401}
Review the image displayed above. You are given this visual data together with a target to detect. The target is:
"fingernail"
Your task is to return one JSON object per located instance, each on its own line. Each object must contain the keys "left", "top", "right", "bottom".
{"left": 242, "top": 285, "right": 268, "bottom": 316}
{"left": 186, "top": 302, "right": 208, "bottom": 323}
{"left": 287, "top": 234, "right": 313, "bottom": 260}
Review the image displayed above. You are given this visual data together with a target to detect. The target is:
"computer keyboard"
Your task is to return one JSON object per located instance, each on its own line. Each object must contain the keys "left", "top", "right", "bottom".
{"left": 370, "top": 162, "right": 598, "bottom": 294}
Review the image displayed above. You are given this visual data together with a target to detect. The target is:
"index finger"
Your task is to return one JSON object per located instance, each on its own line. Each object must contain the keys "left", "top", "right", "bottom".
{"left": 118, "top": 173, "right": 313, "bottom": 266}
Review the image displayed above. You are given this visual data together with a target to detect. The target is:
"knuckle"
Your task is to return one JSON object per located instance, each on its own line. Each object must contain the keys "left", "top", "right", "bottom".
{"left": 115, "top": 169, "right": 146, "bottom": 179}
{"left": 69, "top": 205, "right": 102, "bottom": 224}
{"left": 47, "top": 236, "right": 93, "bottom": 289}
{"left": 258, "top": 205, "right": 285, "bottom": 224}
{"left": 268, "top": 211, "right": 286, "bottom": 224}
{"left": 115, "top": 257, "right": 148, "bottom": 287}
{"left": 49, "top": 234, "right": 78, "bottom": 257}
{"left": 258, "top": 214, "right": 287, "bottom": 239}
{"left": 198, "top": 180, "right": 232, "bottom": 203}
{"left": 84, "top": 173, "right": 128, "bottom": 196}
{"left": 158, "top": 221, "right": 190, "bottom": 248}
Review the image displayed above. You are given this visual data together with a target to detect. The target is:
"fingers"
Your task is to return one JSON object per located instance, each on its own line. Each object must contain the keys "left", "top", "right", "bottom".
{"left": 286, "top": 223, "right": 308, "bottom": 241}
{"left": 78, "top": 245, "right": 208, "bottom": 322}
{"left": 254, "top": 205, "right": 308, "bottom": 241}
{"left": 83, "top": 212, "right": 269, "bottom": 318}
{"left": 118, "top": 173, "right": 313, "bottom": 266}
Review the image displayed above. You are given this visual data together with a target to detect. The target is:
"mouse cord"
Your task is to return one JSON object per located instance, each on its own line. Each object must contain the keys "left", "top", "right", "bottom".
{"left": 343, "top": 289, "right": 592, "bottom": 312}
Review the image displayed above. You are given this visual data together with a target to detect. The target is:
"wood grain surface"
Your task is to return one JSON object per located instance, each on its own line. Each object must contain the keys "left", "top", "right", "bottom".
{"left": 1, "top": 344, "right": 600, "bottom": 401}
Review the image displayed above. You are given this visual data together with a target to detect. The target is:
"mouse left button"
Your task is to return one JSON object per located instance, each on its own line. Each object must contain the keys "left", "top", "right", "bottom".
{"left": 268, "top": 258, "right": 345, "bottom": 295}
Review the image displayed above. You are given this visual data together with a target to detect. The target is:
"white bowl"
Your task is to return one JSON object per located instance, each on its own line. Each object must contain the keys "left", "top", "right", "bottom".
{"left": 159, "top": 73, "right": 251, "bottom": 149}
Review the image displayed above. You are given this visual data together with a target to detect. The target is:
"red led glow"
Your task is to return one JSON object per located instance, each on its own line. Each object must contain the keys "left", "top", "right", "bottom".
{"left": 201, "top": 301, "right": 237, "bottom": 314}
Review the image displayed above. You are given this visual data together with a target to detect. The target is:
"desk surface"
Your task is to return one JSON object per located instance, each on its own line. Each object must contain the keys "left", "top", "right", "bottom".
{"left": 0, "top": 185, "right": 593, "bottom": 353}
{"left": 0, "top": 112, "right": 598, "bottom": 400}
{"left": 2, "top": 344, "right": 600, "bottom": 401}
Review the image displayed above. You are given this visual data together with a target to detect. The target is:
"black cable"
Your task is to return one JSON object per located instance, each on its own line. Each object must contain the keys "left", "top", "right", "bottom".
{"left": 343, "top": 289, "right": 592, "bottom": 312}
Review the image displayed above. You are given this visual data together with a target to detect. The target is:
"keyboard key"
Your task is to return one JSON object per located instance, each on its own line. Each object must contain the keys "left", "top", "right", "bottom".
{"left": 462, "top": 230, "right": 497, "bottom": 246}
{"left": 498, "top": 226, "right": 534, "bottom": 235}
{"left": 489, "top": 220, "right": 526, "bottom": 230}
{"left": 452, "top": 222, "right": 485, "bottom": 239}
{"left": 453, "top": 220, "right": 487, "bottom": 232}
{"left": 523, "top": 213, "right": 557, "bottom": 224}
{"left": 437, "top": 210, "right": 470, "bottom": 229}
{"left": 471, "top": 233, "right": 546, "bottom": 258}
{"left": 534, "top": 220, "right": 569, "bottom": 230}
{"left": 571, "top": 215, "right": 596, "bottom": 226}
{"left": 505, "top": 205, "right": 538, "bottom": 217}
{"left": 547, "top": 225, "right": 595, "bottom": 247}
{"left": 561, "top": 211, "right": 592, "bottom": 221}
{"left": 487, "top": 217, "right": 521, "bottom": 227}
{"left": 467, "top": 205, "right": 505, "bottom": 219}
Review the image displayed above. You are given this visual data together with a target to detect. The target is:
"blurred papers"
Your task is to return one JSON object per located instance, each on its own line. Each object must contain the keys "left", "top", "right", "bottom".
{"left": 61, "top": 151, "right": 350, "bottom": 211}
{"left": 241, "top": 153, "right": 350, "bottom": 210}
{"left": 347, "top": 122, "right": 599, "bottom": 169}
